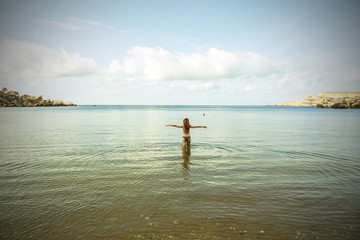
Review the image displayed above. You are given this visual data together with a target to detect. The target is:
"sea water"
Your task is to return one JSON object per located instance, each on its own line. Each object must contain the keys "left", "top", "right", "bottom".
{"left": 0, "top": 105, "right": 359, "bottom": 239}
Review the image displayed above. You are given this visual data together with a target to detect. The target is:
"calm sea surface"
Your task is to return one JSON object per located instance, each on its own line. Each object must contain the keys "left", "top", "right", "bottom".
{"left": 0, "top": 105, "right": 359, "bottom": 239}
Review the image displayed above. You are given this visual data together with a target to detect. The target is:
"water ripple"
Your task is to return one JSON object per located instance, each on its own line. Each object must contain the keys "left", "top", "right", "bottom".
{"left": 1, "top": 106, "right": 359, "bottom": 240}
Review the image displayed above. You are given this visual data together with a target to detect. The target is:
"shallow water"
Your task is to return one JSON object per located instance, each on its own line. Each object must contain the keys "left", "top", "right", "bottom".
{"left": 1, "top": 106, "right": 360, "bottom": 239}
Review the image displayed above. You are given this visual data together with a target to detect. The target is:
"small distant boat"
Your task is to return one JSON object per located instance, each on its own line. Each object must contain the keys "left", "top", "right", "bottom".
{"left": 93, "top": 105, "right": 96, "bottom": 107}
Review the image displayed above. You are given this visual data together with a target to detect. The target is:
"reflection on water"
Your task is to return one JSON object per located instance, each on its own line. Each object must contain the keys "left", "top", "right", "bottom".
{"left": 182, "top": 145, "right": 191, "bottom": 184}
{"left": 182, "top": 145, "right": 191, "bottom": 170}
{"left": 0, "top": 106, "right": 359, "bottom": 240}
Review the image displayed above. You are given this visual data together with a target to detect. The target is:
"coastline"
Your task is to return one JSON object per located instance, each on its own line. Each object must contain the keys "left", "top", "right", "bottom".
{"left": 0, "top": 88, "right": 76, "bottom": 107}
{"left": 274, "top": 92, "right": 360, "bottom": 109}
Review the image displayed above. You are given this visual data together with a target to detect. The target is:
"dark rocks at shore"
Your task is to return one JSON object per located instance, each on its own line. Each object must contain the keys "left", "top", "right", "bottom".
{"left": 0, "top": 88, "right": 76, "bottom": 107}
{"left": 350, "top": 102, "right": 360, "bottom": 108}
{"left": 323, "top": 98, "right": 360, "bottom": 109}
{"left": 330, "top": 103, "right": 348, "bottom": 109}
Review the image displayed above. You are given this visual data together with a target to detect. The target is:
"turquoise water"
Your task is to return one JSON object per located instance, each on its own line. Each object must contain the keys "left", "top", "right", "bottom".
{"left": 0, "top": 105, "right": 359, "bottom": 239}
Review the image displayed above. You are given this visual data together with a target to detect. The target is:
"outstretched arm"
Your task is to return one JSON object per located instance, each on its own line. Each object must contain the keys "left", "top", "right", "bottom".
{"left": 190, "top": 125, "right": 207, "bottom": 128}
{"left": 166, "top": 124, "right": 183, "bottom": 128}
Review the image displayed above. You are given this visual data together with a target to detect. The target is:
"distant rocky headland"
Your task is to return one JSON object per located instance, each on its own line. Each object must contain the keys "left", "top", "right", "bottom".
{"left": 274, "top": 92, "right": 360, "bottom": 109}
{"left": 0, "top": 88, "right": 76, "bottom": 107}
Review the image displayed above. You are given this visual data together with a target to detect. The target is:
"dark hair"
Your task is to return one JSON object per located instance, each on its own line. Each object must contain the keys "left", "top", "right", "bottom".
{"left": 183, "top": 118, "right": 190, "bottom": 133}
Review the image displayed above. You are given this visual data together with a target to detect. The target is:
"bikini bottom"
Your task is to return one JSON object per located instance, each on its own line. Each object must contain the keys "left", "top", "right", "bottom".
{"left": 183, "top": 136, "right": 191, "bottom": 141}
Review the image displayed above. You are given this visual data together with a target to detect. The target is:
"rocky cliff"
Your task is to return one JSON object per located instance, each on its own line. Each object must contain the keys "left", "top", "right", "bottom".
{"left": 0, "top": 88, "right": 76, "bottom": 107}
{"left": 274, "top": 92, "right": 360, "bottom": 109}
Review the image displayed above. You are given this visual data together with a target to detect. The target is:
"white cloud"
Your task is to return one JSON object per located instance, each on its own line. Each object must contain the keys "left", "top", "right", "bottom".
{"left": 189, "top": 81, "right": 216, "bottom": 91}
{"left": 2, "top": 40, "right": 352, "bottom": 102}
{"left": 0, "top": 40, "right": 99, "bottom": 79}
{"left": 104, "top": 46, "right": 326, "bottom": 96}
{"left": 67, "top": 17, "right": 116, "bottom": 30}
{"left": 31, "top": 17, "right": 119, "bottom": 31}
{"left": 31, "top": 18, "right": 80, "bottom": 31}
{"left": 107, "top": 60, "right": 123, "bottom": 75}
{"left": 244, "top": 85, "right": 256, "bottom": 92}
{"left": 114, "top": 46, "right": 282, "bottom": 82}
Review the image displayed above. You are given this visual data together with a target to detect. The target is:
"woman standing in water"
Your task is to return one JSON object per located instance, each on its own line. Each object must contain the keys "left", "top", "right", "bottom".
{"left": 166, "top": 118, "right": 207, "bottom": 147}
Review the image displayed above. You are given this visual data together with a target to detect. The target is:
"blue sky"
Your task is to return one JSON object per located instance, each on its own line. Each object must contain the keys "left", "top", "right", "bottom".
{"left": 0, "top": 0, "right": 359, "bottom": 105}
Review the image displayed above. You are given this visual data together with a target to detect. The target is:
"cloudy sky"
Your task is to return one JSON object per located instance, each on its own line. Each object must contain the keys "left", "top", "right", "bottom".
{"left": 0, "top": 0, "right": 359, "bottom": 105}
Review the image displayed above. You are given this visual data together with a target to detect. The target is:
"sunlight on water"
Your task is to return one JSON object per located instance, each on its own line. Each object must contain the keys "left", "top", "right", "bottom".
{"left": 1, "top": 106, "right": 359, "bottom": 239}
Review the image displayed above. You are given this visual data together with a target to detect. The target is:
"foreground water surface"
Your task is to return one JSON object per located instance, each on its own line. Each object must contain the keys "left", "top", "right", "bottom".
{"left": 0, "top": 105, "right": 359, "bottom": 239}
